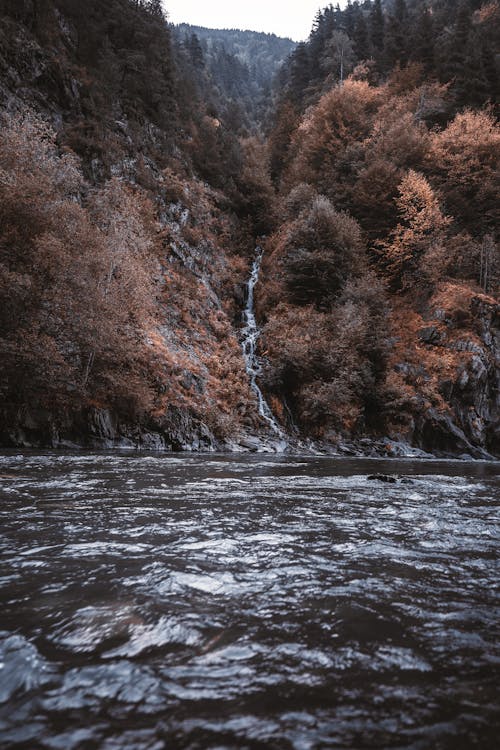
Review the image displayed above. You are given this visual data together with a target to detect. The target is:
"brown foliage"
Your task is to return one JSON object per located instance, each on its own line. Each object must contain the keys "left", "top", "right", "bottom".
{"left": 284, "top": 79, "right": 382, "bottom": 197}
{"left": 376, "top": 170, "right": 451, "bottom": 291}
{"left": 0, "top": 110, "right": 161, "bottom": 418}
{"left": 427, "top": 110, "right": 500, "bottom": 232}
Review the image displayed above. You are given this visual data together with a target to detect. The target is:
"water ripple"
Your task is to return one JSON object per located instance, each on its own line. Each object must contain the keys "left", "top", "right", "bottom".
{"left": 0, "top": 453, "right": 498, "bottom": 748}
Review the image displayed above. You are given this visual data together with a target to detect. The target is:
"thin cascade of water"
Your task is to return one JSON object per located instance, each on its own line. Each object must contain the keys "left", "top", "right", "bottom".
{"left": 241, "top": 249, "right": 284, "bottom": 437}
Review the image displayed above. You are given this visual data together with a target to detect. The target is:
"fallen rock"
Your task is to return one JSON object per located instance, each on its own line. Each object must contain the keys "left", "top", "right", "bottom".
{"left": 238, "top": 436, "right": 262, "bottom": 451}
{"left": 367, "top": 475, "right": 397, "bottom": 483}
{"left": 418, "top": 326, "right": 444, "bottom": 345}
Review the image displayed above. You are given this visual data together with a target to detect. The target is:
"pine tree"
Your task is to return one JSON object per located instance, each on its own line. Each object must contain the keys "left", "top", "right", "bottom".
{"left": 456, "top": 33, "right": 490, "bottom": 106}
{"left": 288, "top": 43, "right": 311, "bottom": 104}
{"left": 411, "top": 1, "right": 435, "bottom": 74}
{"left": 187, "top": 33, "right": 204, "bottom": 68}
{"left": 146, "top": 0, "right": 164, "bottom": 20}
{"left": 442, "top": 2, "right": 490, "bottom": 106}
{"left": 353, "top": 12, "right": 370, "bottom": 62}
{"left": 384, "top": 0, "right": 409, "bottom": 70}
{"left": 308, "top": 8, "right": 337, "bottom": 83}
{"left": 482, "top": 44, "right": 499, "bottom": 103}
{"left": 442, "top": 0, "right": 471, "bottom": 81}
{"left": 369, "top": 0, "right": 385, "bottom": 59}
{"left": 344, "top": 1, "right": 358, "bottom": 39}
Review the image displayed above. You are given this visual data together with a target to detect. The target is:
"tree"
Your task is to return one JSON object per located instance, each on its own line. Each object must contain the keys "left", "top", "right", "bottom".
{"left": 146, "top": 0, "right": 165, "bottom": 20}
{"left": 0, "top": 110, "right": 161, "bottom": 425}
{"left": 268, "top": 100, "right": 300, "bottom": 185}
{"left": 285, "top": 79, "right": 382, "bottom": 201}
{"left": 353, "top": 12, "right": 370, "bottom": 62}
{"left": 437, "top": 0, "right": 490, "bottom": 106}
{"left": 322, "top": 31, "right": 355, "bottom": 84}
{"left": 369, "top": 0, "right": 385, "bottom": 61}
{"left": 377, "top": 170, "right": 451, "bottom": 290}
{"left": 411, "top": 2, "right": 435, "bottom": 73}
{"left": 283, "top": 196, "right": 365, "bottom": 308}
{"left": 288, "top": 43, "right": 311, "bottom": 103}
{"left": 428, "top": 109, "right": 500, "bottom": 233}
{"left": 235, "top": 137, "right": 276, "bottom": 236}
{"left": 187, "top": 33, "right": 204, "bottom": 68}
{"left": 384, "top": 0, "right": 409, "bottom": 69}
{"left": 479, "top": 234, "right": 498, "bottom": 294}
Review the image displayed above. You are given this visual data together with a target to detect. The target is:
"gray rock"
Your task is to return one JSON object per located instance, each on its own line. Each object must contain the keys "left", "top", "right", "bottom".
{"left": 418, "top": 326, "right": 444, "bottom": 345}
{"left": 367, "top": 474, "right": 397, "bottom": 483}
{"left": 238, "top": 436, "right": 262, "bottom": 451}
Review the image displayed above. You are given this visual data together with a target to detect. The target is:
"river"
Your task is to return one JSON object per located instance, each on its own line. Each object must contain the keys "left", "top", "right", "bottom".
{"left": 0, "top": 452, "right": 498, "bottom": 749}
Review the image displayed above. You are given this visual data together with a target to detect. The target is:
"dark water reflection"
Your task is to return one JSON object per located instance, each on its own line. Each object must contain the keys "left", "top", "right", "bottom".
{"left": 0, "top": 452, "right": 499, "bottom": 749}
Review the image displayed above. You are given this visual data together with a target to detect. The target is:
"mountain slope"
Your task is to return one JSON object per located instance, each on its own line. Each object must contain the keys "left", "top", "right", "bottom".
{"left": 174, "top": 24, "right": 296, "bottom": 131}
{"left": 0, "top": 0, "right": 269, "bottom": 450}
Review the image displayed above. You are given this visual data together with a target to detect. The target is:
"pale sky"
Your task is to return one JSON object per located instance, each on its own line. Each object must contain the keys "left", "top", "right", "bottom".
{"left": 163, "top": 1, "right": 344, "bottom": 42}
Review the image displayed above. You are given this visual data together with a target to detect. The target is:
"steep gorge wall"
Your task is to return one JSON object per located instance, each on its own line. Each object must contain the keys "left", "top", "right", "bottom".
{"left": 0, "top": 6, "right": 269, "bottom": 450}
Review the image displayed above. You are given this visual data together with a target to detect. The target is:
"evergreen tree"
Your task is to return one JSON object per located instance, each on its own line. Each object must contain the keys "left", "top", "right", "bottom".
{"left": 288, "top": 43, "right": 311, "bottom": 104}
{"left": 411, "top": 1, "right": 435, "bottom": 73}
{"left": 353, "top": 12, "right": 370, "bottom": 61}
{"left": 384, "top": 0, "right": 409, "bottom": 70}
{"left": 344, "top": 1, "right": 358, "bottom": 39}
{"left": 482, "top": 44, "right": 499, "bottom": 103}
{"left": 308, "top": 8, "right": 337, "bottom": 83}
{"left": 442, "top": 0, "right": 471, "bottom": 81}
{"left": 187, "top": 33, "right": 204, "bottom": 68}
{"left": 369, "top": 0, "right": 385, "bottom": 58}
{"left": 146, "top": 0, "right": 164, "bottom": 20}
{"left": 456, "top": 33, "right": 490, "bottom": 106}
{"left": 442, "top": 2, "right": 490, "bottom": 106}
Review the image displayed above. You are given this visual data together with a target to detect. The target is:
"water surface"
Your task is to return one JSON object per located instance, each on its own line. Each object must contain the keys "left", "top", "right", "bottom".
{"left": 0, "top": 453, "right": 499, "bottom": 749}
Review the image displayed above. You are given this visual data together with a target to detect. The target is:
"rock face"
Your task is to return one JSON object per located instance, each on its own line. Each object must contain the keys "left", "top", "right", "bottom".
{"left": 413, "top": 296, "right": 499, "bottom": 458}
{"left": 451, "top": 297, "right": 500, "bottom": 455}
{"left": 0, "top": 406, "right": 219, "bottom": 452}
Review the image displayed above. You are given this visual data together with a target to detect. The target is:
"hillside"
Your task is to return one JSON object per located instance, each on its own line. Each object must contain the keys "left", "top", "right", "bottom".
{"left": 174, "top": 24, "right": 296, "bottom": 131}
{"left": 0, "top": 0, "right": 498, "bottom": 458}
{"left": 261, "top": 0, "right": 500, "bottom": 456}
{"left": 175, "top": 25, "right": 296, "bottom": 77}
{"left": 0, "top": 0, "right": 266, "bottom": 450}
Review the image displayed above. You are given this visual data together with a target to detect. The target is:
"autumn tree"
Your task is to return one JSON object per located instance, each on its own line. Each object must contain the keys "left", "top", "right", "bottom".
{"left": 377, "top": 169, "right": 451, "bottom": 290}
{"left": 283, "top": 196, "right": 365, "bottom": 308}
{"left": 285, "top": 79, "right": 382, "bottom": 200}
{"left": 427, "top": 109, "right": 500, "bottom": 233}
{"left": 0, "top": 110, "right": 161, "bottom": 427}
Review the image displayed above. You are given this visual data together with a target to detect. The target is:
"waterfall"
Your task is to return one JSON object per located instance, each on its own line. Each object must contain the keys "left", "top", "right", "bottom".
{"left": 241, "top": 249, "right": 284, "bottom": 438}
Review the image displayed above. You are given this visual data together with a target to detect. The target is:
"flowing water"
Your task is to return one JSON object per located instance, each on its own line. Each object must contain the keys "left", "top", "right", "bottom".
{"left": 241, "top": 250, "right": 284, "bottom": 438}
{"left": 0, "top": 452, "right": 499, "bottom": 750}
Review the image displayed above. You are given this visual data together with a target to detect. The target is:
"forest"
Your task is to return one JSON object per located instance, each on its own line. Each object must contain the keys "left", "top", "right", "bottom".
{"left": 0, "top": 0, "right": 498, "bottom": 457}
{"left": 175, "top": 24, "right": 296, "bottom": 132}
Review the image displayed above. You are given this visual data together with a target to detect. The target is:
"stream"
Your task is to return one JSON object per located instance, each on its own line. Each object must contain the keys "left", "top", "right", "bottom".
{"left": 0, "top": 452, "right": 499, "bottom": 749}
{"left": 241, "top": 249, "right": 285, "bottom": 440}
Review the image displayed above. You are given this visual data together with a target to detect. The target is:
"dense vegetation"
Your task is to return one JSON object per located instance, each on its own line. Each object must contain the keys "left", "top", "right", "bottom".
{"left": 260, "top": 0, "right": 499, "bottom": 452}
{"left": 175, "top": 24, "right": 295, "bottom": 132}
{"left": 0, "top": 0, "right": 264, "bottom": 447}
{"left": 0, "top": 0, "right": 498, "bottom": 455}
